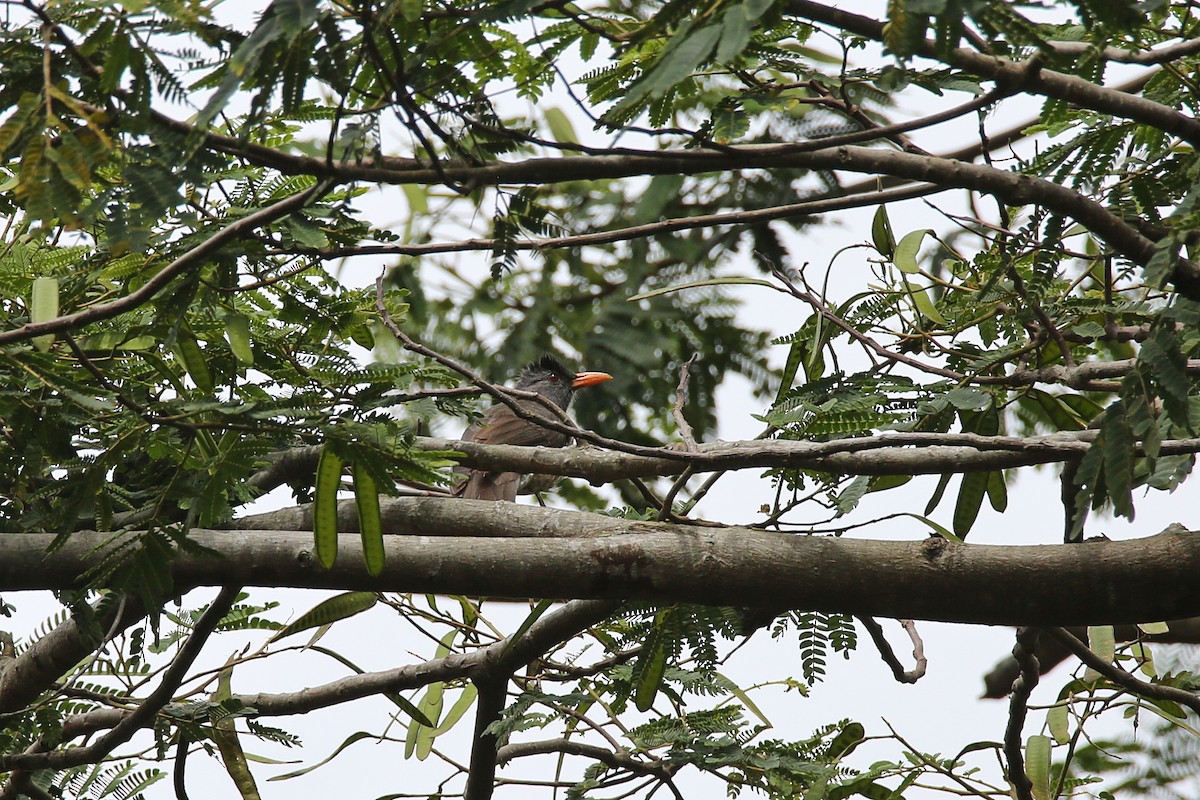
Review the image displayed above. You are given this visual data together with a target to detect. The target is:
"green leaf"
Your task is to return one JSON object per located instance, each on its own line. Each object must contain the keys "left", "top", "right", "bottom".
{"left": 826, "top": 721, "right": 865, "bottom": 759}
{"left": 634, "top": 608, "right": 672, "bottom": 712}
{"left": 401, "top": 184, "right": 428, "bottom": 214}
{"left": 225, "top": 312, "right": 255, "bottom": 366}
{"left": 1138, "top": 621, "right": 1170, "bottom": 635}
{"left": 628, "top": 276, "right": 775, "bottom": 301}
{"left": 1098, "top": 404, "right": 1134, "bottom": 520}
{"left": 1047, "top": 704, "right": 1070, "bottom": 745}
{"left": 952, "top": 472, "right": 988, "bottom": 539}
{"left": 945, "top": 387, "right": 990, "bottom": 411}
{"left": 903, "top": 277, "right": 946, "bottom": 324}
{"left": 1084, "top": 625, "right": 1115, "bottom": 682}
{"left": 893, "top": 229, "right": 933, "bottom": 274}
{"left": 431, "top": 684, "right": 479, "bottom": 736}
{"left": 269, "top": 591, "right": 377, "bottom": 642}
{"left": 269, "top": 731, "right": 377, "bottom": 781}
{"left": 30, "top": 276, "right": 59, "bottom": 352}
{"left": 986, "top": 470, "right": 1007, "bottom": 512}
{"left": 352, "top": 462, "right": 384, "bottom": 576}
{"left": 399, "top": 0, "right": 423, "bottom": 23}
{"left": 611, "top": 23, "right": 722, "bottom": 114}
{"left": 1025, "top": 735, "right": 1052, "bottom": 800}
{"left": 314, "top": 445, "right": 343, "bottom": 569}
{"left": 904, "top": 513, "right": 961, "bottom": 542}
{"left": 174, "top": 329, "right": 214, "bottom": 393}
{"left": 924, "top": 473, "right": 952, "bottom": 515}
{"left": 871, "top": 205, "right": 896, "bottom": 258}
{"left": 717, "top": 671, "right": 772, "bottom": 727}
{"left": 715, "top": 4, "right": 751, "bottom": 64}
{"left": 543, "top": 107, "right": 578, "bottom": 144}
{"left": 501, "top": 599, "right": 553, "bottom": 660}
{"left": 412, "top": 681, "right": 444, "bottom": 761}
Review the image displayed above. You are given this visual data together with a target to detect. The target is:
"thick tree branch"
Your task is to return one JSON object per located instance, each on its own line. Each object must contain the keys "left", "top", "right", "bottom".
{"left": 0, "top": 586, "right": 240, "bottom": 771}
{"left": 0, "top": 595, "right": 148, "bottom": 715}
{"left": 408, "top": 430, "right": 1200, "bottom": 484}
{"left": 244, "top": 429, "right": 1200, "bottom": 500}
{"left": 5, "top": 518, "right": 1200, "bottom": 626}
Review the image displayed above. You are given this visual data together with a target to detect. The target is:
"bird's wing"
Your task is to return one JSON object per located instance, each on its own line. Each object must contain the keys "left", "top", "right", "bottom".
{"left": 468, "top": 405, "right": 571, "bottom": 448}
{"left": 456, "top": 469, "right": 521, "bottom": 502}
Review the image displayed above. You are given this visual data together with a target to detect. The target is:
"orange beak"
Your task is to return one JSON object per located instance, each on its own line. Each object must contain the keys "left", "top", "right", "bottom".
{"left": 572, "top": 371, "right": 613, "bottom": 389}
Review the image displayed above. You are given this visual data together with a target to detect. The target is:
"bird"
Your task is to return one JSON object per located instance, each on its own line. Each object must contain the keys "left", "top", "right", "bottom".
{"left": 452, "top": 355, "right": 612, "bottom": 501}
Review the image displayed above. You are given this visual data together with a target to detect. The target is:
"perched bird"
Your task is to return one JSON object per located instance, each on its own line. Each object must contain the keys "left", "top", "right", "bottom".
{"left": 453, "top": 355, "right": 612, "bottom": 501}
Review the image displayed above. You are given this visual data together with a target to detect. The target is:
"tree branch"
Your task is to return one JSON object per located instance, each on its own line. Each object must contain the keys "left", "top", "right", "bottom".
{"left": 1003, "top": 627, "right": 1040, "bottom": 800}
{"left": 0, "top": 586, "right": 240, "bottom": 771}
{"left": 783, "top": 0, "right": 1200, "bottom": 147}
{"left": 1040, "top": 626, "right": 1200, "bottom": 716}
{"left": 0, "top": 182, "right": 332, "bottom": 345}
{"left": 5, "top": 520, "right": 1200, "bottom": 626}
{"left": 0, "top": 595, "right": 148, "bottom": 715}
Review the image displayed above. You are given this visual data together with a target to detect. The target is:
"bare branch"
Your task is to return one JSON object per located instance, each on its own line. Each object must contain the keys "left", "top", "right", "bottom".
{"left": 858, "top": 617, "right": 927, "bottom": 684}
{"left": 1041, "top": 626, "right": 1200, "bottom": 716}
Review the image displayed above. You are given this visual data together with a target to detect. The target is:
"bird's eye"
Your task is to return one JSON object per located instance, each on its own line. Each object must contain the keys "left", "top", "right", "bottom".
{"left": 549, "top": 374, "right": 560, "bottom": 382}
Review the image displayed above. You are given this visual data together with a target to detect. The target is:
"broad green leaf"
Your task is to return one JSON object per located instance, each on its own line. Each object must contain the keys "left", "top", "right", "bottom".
{"left": 1098, "top": 404, "right": 1134, "bottom": 519}
{"left": 611, "top": 23, "right": 722, "bottom": 114}
{"left": 1047, "top": 703, "right": 1070, "bottom": 745}
{"left": 269, "top": 592, "right": 377, "bottom": 642}
{"left": 826, "top": 721, "right": 864, "bottom": 759}
{"left": 412, "top": 681, "right": 444, "bottom": 761}
{"left": 501, "top": 600, "right": 554, "bottom": 660}
{"left": 986, "top": 470, "right": 1007, "bottom": 512}
{"left": 269, "top": 731, "right": 377, "bottom": 781}
{"left": 871, "top": 205, "right": 895, "bottom": 258}
{"left": 212, "top": 665, "right": 260, "bottom": 799}
{"left": 401, "top": 184, "right": 428, "bottom": 214}
{"left": 431, "top": 684, "right": 479, "bottom": 736}
{"left": 952, "top": 472, "right": 988, "bottom": 539}
{"left": 715, "top": 4, "right": 751, "bottom": 64}
{"left": 543, "top": 107, "right": 577, "bottom": 143}
{"left": 30, "top": 276, "right": 58, "bottom": 352}
{"left": 893, "top": 229, "right": 933, "bottom": 274}
{"left": 1138, "top": 621, "right": 1170, "bottom": 635}
{"left": 1084, "top": 625, "right": 1115, "bottom": 681}
{"left": 314, "top": 445, "right": 343, "bottom": 569}
{"left": 352, "top": 462, "right": 384, "bottom": 576}
{"left": 945, "top": 387, "right": 990, "bottom": 411}
{"left": 924, "top": 473, "right": 952, "bottom": 515}
{"left": 399, "top": 0, "right": 422, "bottom": 23}
{"left": 903, "top": 277, "right": 947, "bottom": 325}
{"left": 634, "top": 608, "right": 672, "bottom": 712}
{"left": 174, "top": 330, "right": 214, "bottom": 393}
{"left": 1025, "top": 735, "right": 1052, "bottom": 800}
{"left": 904, "top": 513, "right": 961, "bottom": 542}
{"left": 1130, "top": 641, "right": 1156, "bottom": 677}
{"left": 717, "top": 671, "right": 772, "bottom": 727}
{"left": 225, "top": 312, "right": 254, "bottom": 365}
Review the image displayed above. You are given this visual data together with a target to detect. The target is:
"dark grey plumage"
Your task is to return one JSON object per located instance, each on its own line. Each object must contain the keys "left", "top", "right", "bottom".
{"left": 453, "top": 355, "right": 610, "bottom": 501}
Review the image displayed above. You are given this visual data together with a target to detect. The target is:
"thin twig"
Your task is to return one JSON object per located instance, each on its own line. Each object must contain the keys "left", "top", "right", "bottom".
{"left": 857, "top": 616, "right": 927, "bottom": 683}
